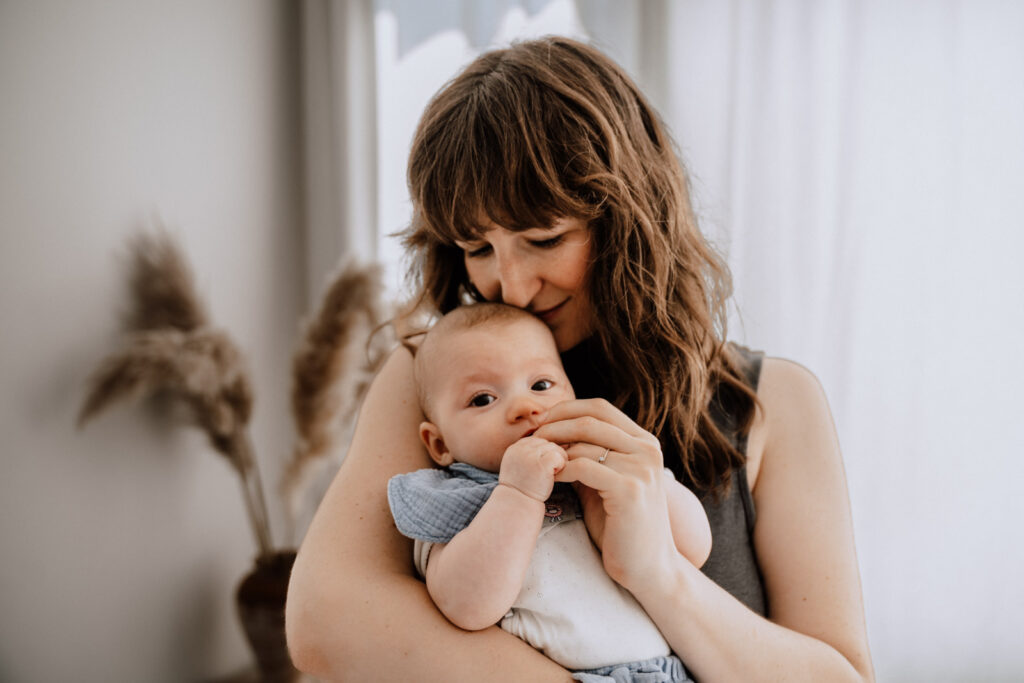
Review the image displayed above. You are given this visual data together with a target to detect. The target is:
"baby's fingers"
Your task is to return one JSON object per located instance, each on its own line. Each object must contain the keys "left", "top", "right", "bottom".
{"left": 539, "top": 444, "right": 568, "bottom": 474}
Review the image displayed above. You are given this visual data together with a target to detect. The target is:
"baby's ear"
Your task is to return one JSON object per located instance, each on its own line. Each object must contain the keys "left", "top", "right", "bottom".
{"left": 419, "top": 421, "right": 453, "bottom": 467}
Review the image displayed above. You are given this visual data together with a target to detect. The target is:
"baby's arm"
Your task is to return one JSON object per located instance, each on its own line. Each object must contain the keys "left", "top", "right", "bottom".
{"left": 662, "top": 469, "right": 713, "bottom": 568}
{"left": 425, "top": 438, "right": 566, "bottom": 631}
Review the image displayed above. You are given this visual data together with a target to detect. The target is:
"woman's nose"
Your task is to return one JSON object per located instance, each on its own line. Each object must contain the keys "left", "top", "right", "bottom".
{"left": 496, "top": 255, "right": 540, "bottom": 309}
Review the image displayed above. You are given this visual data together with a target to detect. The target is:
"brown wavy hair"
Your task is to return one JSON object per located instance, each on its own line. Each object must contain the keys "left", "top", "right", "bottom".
{"left": 402, "top": 36, "right": 757, "bottom": 496}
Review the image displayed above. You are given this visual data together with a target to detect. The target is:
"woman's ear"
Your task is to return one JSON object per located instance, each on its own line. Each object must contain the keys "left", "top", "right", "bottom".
{"left": 419, "top": 421, "right": 453, "bottom": 467}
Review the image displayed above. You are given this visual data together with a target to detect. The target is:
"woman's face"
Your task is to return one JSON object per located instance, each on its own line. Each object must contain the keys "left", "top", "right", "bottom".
{"left": 455, "top": 216, "right": 595, "bottom": 351}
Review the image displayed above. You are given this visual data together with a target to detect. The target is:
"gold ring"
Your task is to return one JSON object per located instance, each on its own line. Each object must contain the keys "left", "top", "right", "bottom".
{"left": 598, "top": 448, "right": 610, "bottom": 464}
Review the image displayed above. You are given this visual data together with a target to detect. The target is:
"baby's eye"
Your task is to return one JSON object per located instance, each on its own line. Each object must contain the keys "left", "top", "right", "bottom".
{"left": 468, "top": 393, "right": 496, "bottom": 407}
{"left": 531, "top": 379, "right": 553, "bottom": 391}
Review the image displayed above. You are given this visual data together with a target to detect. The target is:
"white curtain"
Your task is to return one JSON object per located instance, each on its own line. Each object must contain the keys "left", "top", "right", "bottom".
{"left": 306, "top": 1, "right": 1024, "bottom": 680}
{"left": 633, "top": 4, "right": 1024, "bottom": 681}
{"left": 300, "top": 0, "right": 378, "bottom": 305}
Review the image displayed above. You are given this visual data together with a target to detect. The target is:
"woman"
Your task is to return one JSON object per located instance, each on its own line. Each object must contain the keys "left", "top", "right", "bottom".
{"left": 285, "top": 36, "right": 874, "bottom": 682}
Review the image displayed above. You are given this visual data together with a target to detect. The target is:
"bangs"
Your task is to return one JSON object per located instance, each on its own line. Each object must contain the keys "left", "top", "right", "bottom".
{"left": 409, "top": 63, "right": 599, "bottom": 246}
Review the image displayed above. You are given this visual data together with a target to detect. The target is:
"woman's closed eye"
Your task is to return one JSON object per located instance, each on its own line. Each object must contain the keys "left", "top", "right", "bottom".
{"left": 463, "top": 243, "right": 492, "bottom": 258}
{"left": 528, "top": 235, "right": 564, "bottom": 249}
{"left": 457, "top": 232, "right": 564, "bottom": 258}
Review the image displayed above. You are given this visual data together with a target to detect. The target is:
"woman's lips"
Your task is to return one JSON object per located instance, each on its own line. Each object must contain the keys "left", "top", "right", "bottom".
{"left": 534, "top": 299, "right": 568, "bottom": 323}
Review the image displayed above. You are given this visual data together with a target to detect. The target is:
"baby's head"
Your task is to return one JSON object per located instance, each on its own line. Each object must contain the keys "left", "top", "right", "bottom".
{"left": 415, "top": 303, "right": 575, "bottom": 472}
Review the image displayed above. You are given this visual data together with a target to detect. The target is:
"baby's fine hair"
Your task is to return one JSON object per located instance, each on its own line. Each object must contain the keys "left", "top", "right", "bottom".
{"left": 414, "top": 303, "right": 548, "bottom": 420}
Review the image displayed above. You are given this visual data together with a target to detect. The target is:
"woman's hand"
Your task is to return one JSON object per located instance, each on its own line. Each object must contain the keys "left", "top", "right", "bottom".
{"left": 535, "top": 398, "right": 682, "bottom": 591}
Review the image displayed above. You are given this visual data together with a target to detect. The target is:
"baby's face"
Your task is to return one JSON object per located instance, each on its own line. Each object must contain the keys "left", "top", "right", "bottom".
{"left": 424, "top": 318, "right": 575, "bottom": 472}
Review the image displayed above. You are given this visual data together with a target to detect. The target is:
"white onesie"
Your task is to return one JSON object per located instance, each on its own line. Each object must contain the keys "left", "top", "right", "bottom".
{"left": 411, "top": 484, "right": 672, "bottom": 670}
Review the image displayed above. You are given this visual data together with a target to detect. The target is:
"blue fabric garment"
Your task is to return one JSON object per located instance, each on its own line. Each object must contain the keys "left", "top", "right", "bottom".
{"left": 387, "top": 463, "right": 501, "bottom": 544}
{"left": 572, "top": 654, "right": 691, "bottom": 683}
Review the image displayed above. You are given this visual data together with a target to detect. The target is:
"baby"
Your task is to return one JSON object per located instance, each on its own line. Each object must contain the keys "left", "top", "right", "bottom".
{"left": 387, "top": 303, "right": 709, "bottom": 682}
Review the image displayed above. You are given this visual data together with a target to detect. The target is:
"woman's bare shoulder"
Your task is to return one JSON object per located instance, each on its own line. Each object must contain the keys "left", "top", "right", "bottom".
{"left": 745, "top": 357, "right": 834, "bottom": 491}
{"left": 369, "top": 342, "right": 418, "bottom": 402}
{"left": 346, "top": 343, "right": 431, "bottom": 475}
{"left": 303, "top": 344, "right": 431, "bottom": 544}
{"left": 758, "top": 357, "right": 831, "bottom": 421}
{"left": 294, "top": 344, "right": 431, "bottom": 582}
{"left": 744, "top": 358, "right": 872, "bottom": 677}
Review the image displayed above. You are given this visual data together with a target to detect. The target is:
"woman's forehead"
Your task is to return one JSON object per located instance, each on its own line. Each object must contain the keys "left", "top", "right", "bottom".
{"left": 427, "top": 198, "right": 563, "bottom": 242}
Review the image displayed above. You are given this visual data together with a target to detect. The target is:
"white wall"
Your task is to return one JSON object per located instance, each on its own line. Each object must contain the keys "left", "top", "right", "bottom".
{"left": 656, "top": 4, "right": 1024, "bottom": 681}
{"left": 0, "top": 2, "right": 303, "bottom": 681}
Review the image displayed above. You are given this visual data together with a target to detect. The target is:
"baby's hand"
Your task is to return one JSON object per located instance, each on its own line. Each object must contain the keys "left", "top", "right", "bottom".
{"left": 498, "top": 437, "right": 567, "bottom": 502}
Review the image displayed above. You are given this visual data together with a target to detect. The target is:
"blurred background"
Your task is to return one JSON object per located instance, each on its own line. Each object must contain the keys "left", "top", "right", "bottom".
{"left": 2, "top": 1, "right": 1022, "bottom": 681}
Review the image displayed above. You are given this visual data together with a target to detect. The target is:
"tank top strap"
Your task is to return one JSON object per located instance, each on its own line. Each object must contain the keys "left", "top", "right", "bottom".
{"left": 726, "top": 342, "right": 763, "bottom": 535}
{"left": 726, "top": 342, "right": 763, "bottom": 534}
{"left": 700, "top": 342, "right": 767, "bottom": 615}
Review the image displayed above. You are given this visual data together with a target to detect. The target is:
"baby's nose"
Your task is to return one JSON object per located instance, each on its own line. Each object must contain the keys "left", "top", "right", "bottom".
{"left": 508, "top": 395, "right": 543, "bottom": 422}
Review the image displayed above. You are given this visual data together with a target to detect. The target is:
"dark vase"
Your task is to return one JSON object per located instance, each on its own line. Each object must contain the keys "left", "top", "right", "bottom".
{"left": 236, "top": 550, "right": 300, "bottom": 682}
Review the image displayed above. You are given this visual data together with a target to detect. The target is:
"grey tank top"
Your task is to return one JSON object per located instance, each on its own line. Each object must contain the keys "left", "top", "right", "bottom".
{"left": 560, "top": 340, "right": 767, "bottom": 616}
{"left": 700, "top": 344, "right": 766, "bottom": 615}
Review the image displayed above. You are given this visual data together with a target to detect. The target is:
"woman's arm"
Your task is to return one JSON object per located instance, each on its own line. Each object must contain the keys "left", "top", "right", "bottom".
{"left": 630, "top": 359, "right": 874, "bottom": 682}
{"left": 285, "top": 347, "right": 573, "bottom": 682}
{"left": 542, "top": 359, "right": 873, "bottom": 682}
{"left": 574, "top": 471, "right": 711, "bottom": 567}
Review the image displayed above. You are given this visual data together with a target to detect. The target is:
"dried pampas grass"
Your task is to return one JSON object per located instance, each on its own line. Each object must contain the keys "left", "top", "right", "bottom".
{"left": 79, "top": 230, "right": 273, "bottom": 558}
{"left": 79, "top": 229, "right": 397, "bottom": 553}
{"left": 280, "top": 261, "right": 392, "bottom": 541}
{"left": 78, "top": 329, "right": 253, "bottom": 468}
{"left": 125, "top": 230, "right": 208, "bottom": 333}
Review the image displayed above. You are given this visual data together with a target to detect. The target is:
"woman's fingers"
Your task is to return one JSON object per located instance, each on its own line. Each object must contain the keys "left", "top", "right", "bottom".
{"left": 553, "top": 456, "right": 621, "bottom": 490}
{"left": 537, "top": 419, "right": 662, "bottom": 471}
{"left": 573, "top": 483, "right": 607, "bottom": 549}
{"left": 564, "top": 442, "right": 619, "bottom": 467}
{"left": 555, "top": 457, "right": 656, "bottom": 521}
{"left": 536, "top": 403, "right": 661, "bottom": 452}
{"left": 535, "top": 416, "right": 636, "bottom": 458}
{"left": 542, "top": 398, "right": 648, "bottom": 437}
{"left": 538, "top": 403, "right": 680, "bottom": 591}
